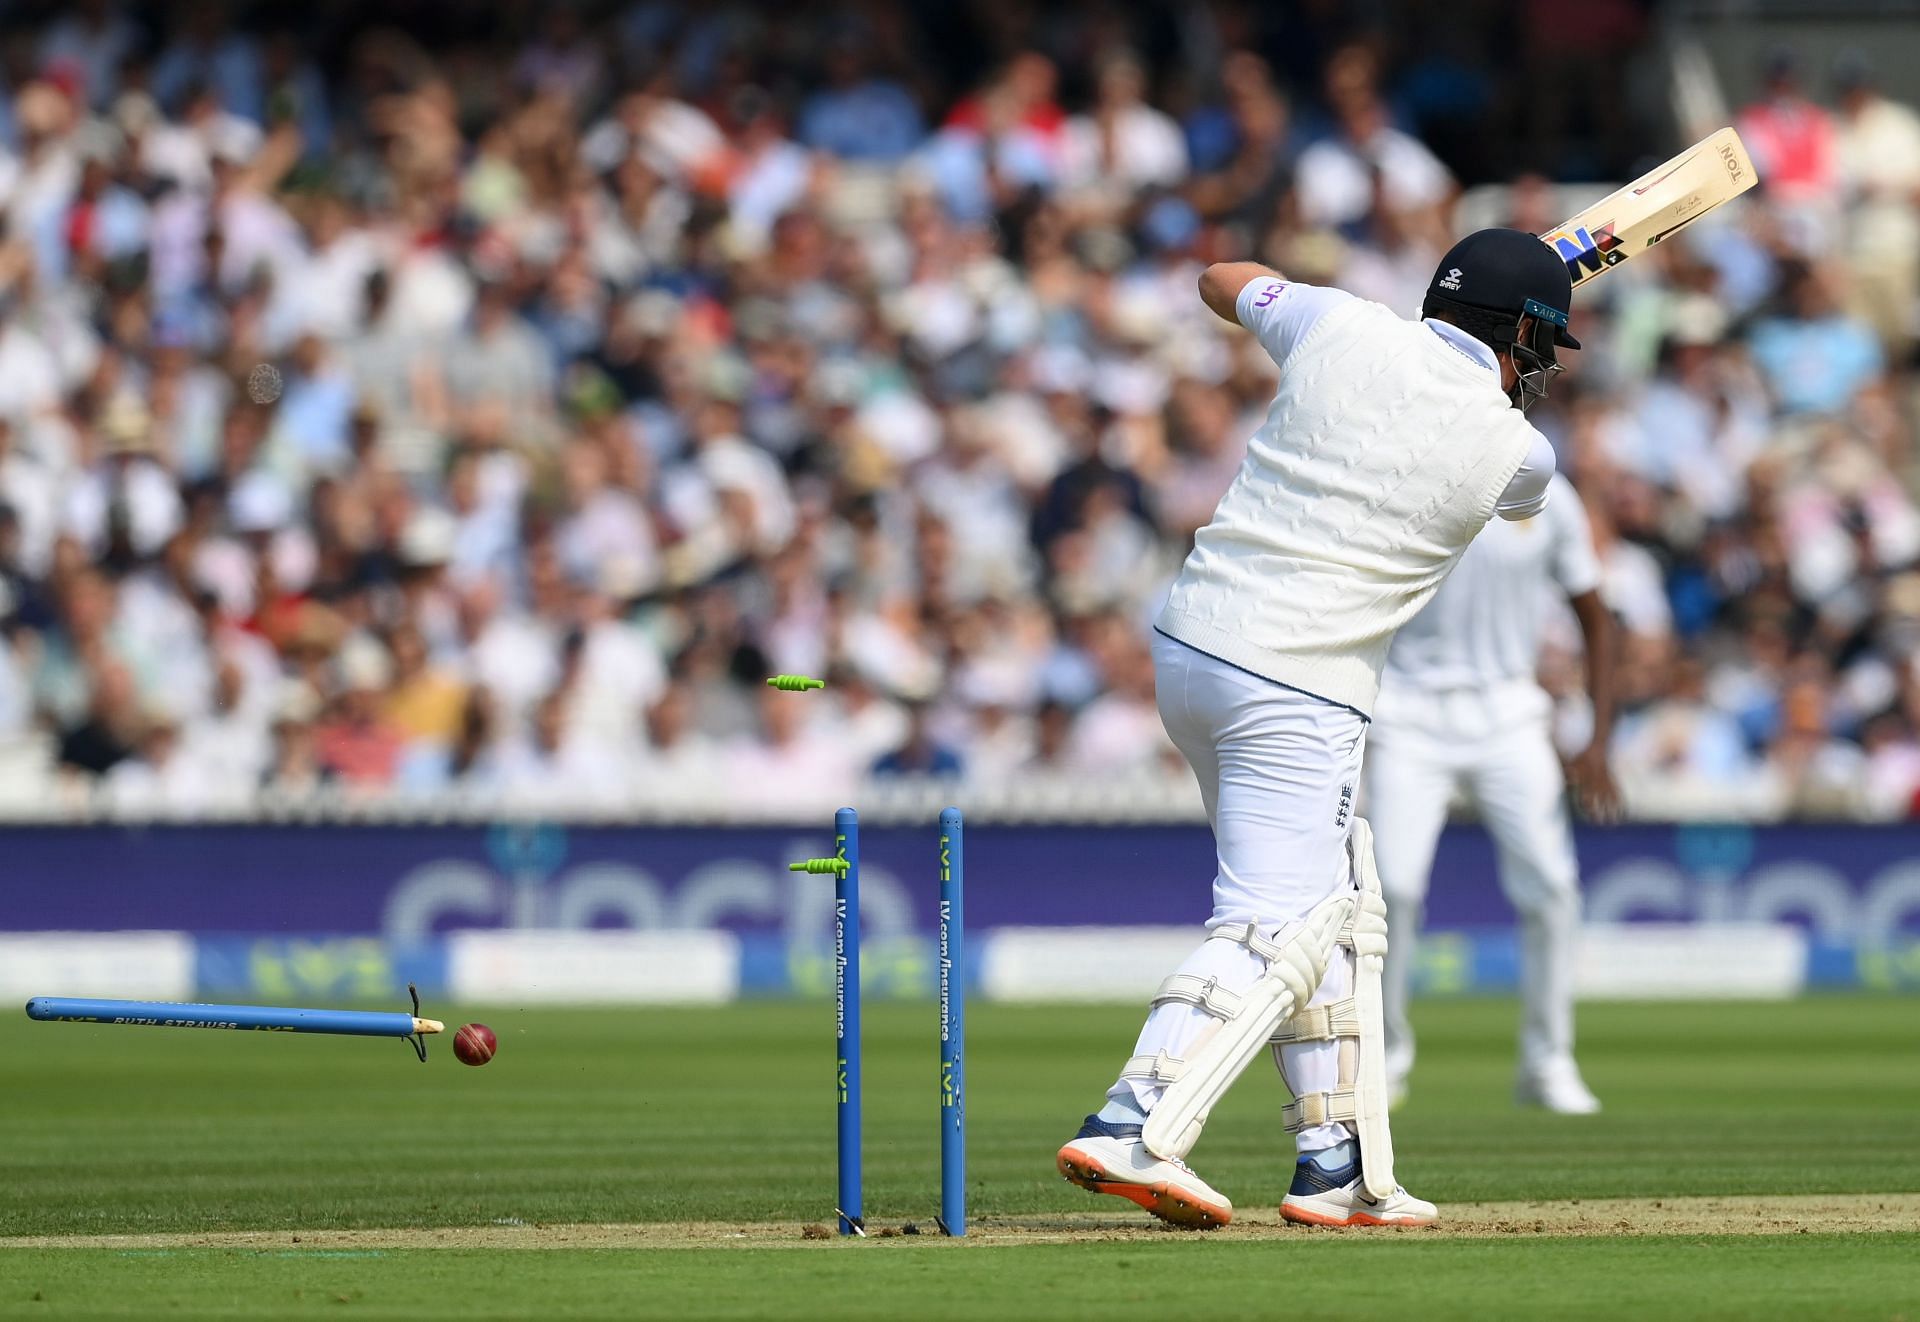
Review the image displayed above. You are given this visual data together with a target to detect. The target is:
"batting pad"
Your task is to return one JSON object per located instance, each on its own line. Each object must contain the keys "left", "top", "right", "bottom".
{"left": 1336, "top": 813, "right": 1397, "bottom": 1197}
{"left": 1141, "top": 891, "right": 1355, "bottom": 1163}
{"left": 1347, "top": 819, "right": 1398, "bottom": 1199}
{"left": 1270, "top": 821, "right": 1395, "bottom": 1197}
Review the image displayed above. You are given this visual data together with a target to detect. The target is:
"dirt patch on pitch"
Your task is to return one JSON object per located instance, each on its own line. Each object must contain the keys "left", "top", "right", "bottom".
{"left": 1380, "top": 1192, "right": 1920, "bottom": 1239}
{"left": 4, "top": 1194, "right": 1918, "bottom": 1251}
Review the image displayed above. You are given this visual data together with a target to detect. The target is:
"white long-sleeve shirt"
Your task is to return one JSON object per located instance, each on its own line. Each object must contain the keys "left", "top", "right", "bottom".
{"left": 1157, "top": 278, "right": 1556, "bottom": 715}
{"left": 1382, "top": 472, "right": 1600, "bottom": 694}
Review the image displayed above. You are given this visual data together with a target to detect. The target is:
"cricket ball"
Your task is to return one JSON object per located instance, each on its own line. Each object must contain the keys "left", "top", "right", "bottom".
{"left": 453, "top": 1022, "right": 497, "bottom": 1067}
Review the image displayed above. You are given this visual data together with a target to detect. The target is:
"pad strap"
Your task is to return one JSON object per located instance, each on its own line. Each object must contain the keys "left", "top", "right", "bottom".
{"left": 1211, "top": 919, "right": 1288, "bottom": 964}
{"left": 1152, "top": 973, "right": 1246, "bottom": 1019}
{"left": 1269, "top": 997, "right": 1359, "bottom": 1045}
{"left": 1120, "top": 1050, "right": 1186, "bottom": 1084}
{"left": 1282, "top": 1089, "right": 1359, "bottom": 1132}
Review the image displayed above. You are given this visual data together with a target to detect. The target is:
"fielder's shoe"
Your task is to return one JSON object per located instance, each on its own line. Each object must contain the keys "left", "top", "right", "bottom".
{"left": 1280, "top": 1138, "right": 1438, "bottom": 1228}
{"left": 1515, "top": 1057, "right": 1602, "bottom": 1114}
{"left": 1056, "top": 1115, "right": 1233, "bottom": 1229}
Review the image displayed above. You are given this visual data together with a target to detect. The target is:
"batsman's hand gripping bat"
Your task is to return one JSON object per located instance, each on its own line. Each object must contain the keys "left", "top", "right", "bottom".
{"left": 1541, "top": 127, "right": 1757, "bottom": 289}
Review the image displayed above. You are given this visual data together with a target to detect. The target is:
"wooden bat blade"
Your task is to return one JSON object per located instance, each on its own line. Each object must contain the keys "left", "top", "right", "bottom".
{"left": 1540, "top": 127, "right": 1758, "bottom": 289}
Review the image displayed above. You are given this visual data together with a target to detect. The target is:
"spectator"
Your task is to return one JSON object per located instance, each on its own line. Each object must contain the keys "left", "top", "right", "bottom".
{"left": 1059, "top": 54, "right": 1188, "bottom": 200}
{"left": 567, "top": 584, "right": 668, "bottom": 749}
{"left": 262, "top": 679, "right": 325, "bottom": 793}
{"left": 270, "top": 334, "right": 357, "bottom": 480}
{"left": 1294, "top": 46, "right": 1453, "bottom": 235}
{"left": 39, "top": 0, "right": 138, "bottom": 110}
{"left": 1739, "top": 50, "right": 1839, "bottom": 211}
{"left": 151, "top": 2, "right": 264, "bottom": 123}
{"left": 1026, "top": 698, "right": 1075, "bottom": 773}
{"left": 872, "top": 702, "right": 963, "bottom": 777}
{"left": 723, "top": 90, "right": 813, "bottom": 248}
{"left": 1186, "top": 53, "right": 1295, "bottom": 227}
{"left": 1761, "top": 664, "right": 1866, "bottom": 816}
{"left": 103, "top": 710, "right": 212, "bottom": 814}
{"left": 1832, "top": 55, "right": 1920, "bottom": 198}
{"left": 1614, "top": 653, "right": 1760, "bottom": 813}
{"left": 799, "top": 35, "right": 924, "bottom": 163}
{"left": 1861, "top": 710, "right": 1920, "bottom": 819}
{"left": 727, "top": 686, "right": 858, "bottom": 814}
{"left": 58, "top": 658, "right": 142, "bottom": 777}
{"left": 634, "top": 680, "right": 726, "bottom": 789}
{"left": 475, "top": 686, "right": 627, "bottom": 810}
{"left": 1063, "top": 621, "right": 1167, "bottom": 771}
{"left": 313, "top": 634, "right": 402, "bottom": 787}
{"left": 1747, "top": 264, "right": 1883, "bottom": 416}
{"left": 175, "top": 658, "right": 270, "bottom": 797}
{"left": 447, "top": 281, "right": 557, "bottom": 446}
{"left": 1831, "top": 55, "right": 1920, "bottom": 359}
{"left": 385, "top": 621, "right": 467, "bottom": 758}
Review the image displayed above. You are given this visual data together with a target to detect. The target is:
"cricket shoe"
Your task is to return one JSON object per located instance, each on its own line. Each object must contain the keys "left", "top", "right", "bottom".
{"left": 1056, "top": 1115, "right": 1233, "bottom": 1229}
{"left": 1515, "top": 1057, "right": 1602, "bottom": 1115}
{"left": 1280, "top": 1139, "right": 1438, "bottom": 1228}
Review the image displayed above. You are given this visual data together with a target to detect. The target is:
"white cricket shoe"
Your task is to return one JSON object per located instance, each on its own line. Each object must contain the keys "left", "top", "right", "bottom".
{"left": 1515, "top": 1057, "right": 1602, "bottom": 1114}
{"left": 1057, "top": 1115, "right": 1233, "bottom": 1229}
{"left": 1280, "top": 1139, "right": 1439, "bottom": 1228}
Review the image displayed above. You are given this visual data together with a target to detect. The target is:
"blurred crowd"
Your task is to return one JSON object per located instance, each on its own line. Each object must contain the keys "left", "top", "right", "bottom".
{"left": 0, "top": 0, "right": 1917, "bottom": 820}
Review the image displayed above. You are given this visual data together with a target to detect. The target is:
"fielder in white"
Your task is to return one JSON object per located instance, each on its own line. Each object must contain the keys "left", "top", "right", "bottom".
{"left": 1057, "top": 229, "right": 1581, "bottom": 1229}
{"left": 1367, "top": 472, "right": 1618, "bottom": 1114}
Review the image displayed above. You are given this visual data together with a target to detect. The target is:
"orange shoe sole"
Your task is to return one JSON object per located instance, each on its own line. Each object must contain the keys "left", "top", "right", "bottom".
{"left": 1056, "top": 1143, "right": 1231, "bottom": 1229}
{"left": 1281, "top": 1199, "right": 1435, "bottom": 1228}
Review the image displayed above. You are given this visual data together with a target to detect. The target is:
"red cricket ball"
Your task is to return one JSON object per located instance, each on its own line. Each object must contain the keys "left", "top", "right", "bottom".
{"left": 453, "top": 1022, "right": 497, "bottom": 1067}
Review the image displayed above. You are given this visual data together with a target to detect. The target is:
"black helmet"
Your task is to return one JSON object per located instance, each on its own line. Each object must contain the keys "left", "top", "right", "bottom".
{"left": 1423, "top": 227, "right": 1580, "bottom": 412}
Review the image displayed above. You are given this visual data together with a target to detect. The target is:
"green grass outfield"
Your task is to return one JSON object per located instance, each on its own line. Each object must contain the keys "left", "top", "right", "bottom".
{"left": 2, "top": 996, "right": 1917, "bottom": 1319}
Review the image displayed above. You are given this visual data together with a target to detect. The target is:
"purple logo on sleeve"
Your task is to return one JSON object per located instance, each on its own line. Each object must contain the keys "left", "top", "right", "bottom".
{"left": 1251, "top": 281, "right": 1286, "bottom": 309}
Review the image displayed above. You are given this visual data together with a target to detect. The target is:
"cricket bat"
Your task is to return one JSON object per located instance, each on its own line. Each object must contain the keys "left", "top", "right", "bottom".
{"left": 1541, "top": 127, "right": 1757, "bottom": 288}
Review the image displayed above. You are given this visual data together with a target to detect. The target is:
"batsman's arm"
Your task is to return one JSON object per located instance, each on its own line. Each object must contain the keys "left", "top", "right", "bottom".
{"left": 1201, "top": 263, "right": 1355, "bottom": 368}
{"left": 1568, "top": 588, "right": 1622, "bottom": 822}
{"left": 1197, "top": 261, "right": 1284, "bottom": 324}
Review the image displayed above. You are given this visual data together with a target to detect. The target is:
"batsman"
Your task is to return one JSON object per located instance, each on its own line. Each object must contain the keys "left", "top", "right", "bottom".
{"left": 1057, "top": 228, "right": 1579, "bottom": 1229}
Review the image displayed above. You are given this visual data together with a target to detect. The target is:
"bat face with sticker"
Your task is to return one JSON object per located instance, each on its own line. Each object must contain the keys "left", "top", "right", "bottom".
{"left": 1540, "top": 127, "right": 1758, "bottom": 289}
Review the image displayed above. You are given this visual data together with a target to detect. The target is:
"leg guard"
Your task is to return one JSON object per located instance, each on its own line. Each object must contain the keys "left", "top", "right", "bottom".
{"left": 1270, "top": 818, "right": 1397, "bottom": 1199}
{"left": 1139, "top": 888, "right": 1355, "bottom": 1162}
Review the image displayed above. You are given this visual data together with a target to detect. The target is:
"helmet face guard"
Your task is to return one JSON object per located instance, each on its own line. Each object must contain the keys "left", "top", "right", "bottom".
{"left": 1506, "top": 297, "right": 1568, "bottom": 414}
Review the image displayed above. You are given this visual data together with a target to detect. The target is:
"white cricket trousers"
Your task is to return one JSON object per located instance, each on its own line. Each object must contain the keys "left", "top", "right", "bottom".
{"left": 1102, "top": 633, "right": 1367, "bottom": 1154}
{"left": 1363, "top": 681, "right": 1581, "bottom": 1084}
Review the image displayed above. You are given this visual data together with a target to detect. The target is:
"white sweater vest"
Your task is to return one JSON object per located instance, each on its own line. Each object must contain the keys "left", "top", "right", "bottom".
{"left": 1157, "top": 297, "right": 1536, "bottom": 715}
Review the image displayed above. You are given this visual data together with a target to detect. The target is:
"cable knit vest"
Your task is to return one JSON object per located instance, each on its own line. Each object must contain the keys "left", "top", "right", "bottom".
{"left": 1157, "top": 297, "right": 1537, "bottom": 716}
